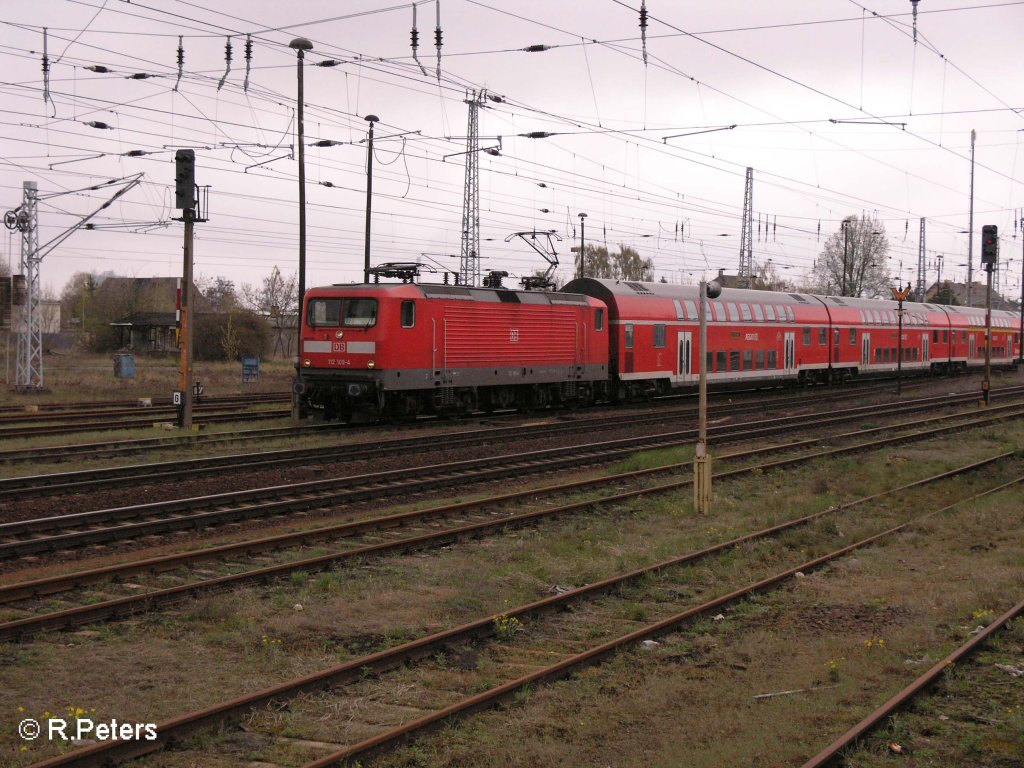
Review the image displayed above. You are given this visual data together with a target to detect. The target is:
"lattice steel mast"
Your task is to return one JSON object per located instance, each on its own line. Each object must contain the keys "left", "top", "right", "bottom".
{"left": 738, "top": 167, "right": 754, "bottom": 288}
{"left": 916, "top": 218, "right": 926, "bottom": 302}
{"left": 460, "top": 90, "right": 485, "bottom": 287}
{"left": 12, "top": 182, "right": 41, "bottom": 389}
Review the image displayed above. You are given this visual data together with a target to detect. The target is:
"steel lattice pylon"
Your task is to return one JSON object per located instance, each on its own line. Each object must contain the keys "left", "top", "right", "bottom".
{"left": 916, "top": 218, "right": 926, "bottom": 302}
{"left": 14, "top": 182, "right": 42, "bottom": 389}
{"left": 738, "top": 167, "right": 753, "bottom": 288}
{"left": 460, "top": 91, "right": 483, "bottom": 287}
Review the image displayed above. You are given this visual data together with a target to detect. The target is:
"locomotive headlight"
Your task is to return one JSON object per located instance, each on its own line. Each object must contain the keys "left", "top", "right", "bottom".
{"left": 335, "top": 330, "right": 344, "bottom": 339}
{"left": 302, "top": 358, "right": 312, "bottom": 367}
{"left": 367, "top": 360, "right": 375, "bottom": 369}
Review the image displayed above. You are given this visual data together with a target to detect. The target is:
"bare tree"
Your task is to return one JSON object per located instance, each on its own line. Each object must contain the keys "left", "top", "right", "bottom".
{"left": 241, "top": 266, "right": 298, "bottom": 316}
{"left": 583, "top": 244, "right": 654, "bottom": 281}
{"left": 805, "top": 214, "right": 890, "bottom": 298}
{"left": 198, "top": 275, "right": 239, "bottom": 311}
{"left": 241, "top": 266, "right": 298, "bottom": 358}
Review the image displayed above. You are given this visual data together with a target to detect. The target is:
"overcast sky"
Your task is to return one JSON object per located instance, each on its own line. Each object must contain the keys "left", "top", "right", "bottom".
{"left": 2, "top": 0, "right": 1022, "bottom": 302}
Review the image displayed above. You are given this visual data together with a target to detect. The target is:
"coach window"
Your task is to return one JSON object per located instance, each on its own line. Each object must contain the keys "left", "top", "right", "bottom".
{"left": 803, "top": 327, "right": 812, "bottom": 345}
{"left": 400, "top": 300, "right": 416, "bottom": 328}
{"left": 726, "top": 303, "right": 740, "bottom": 322}
{"left": 753, "top": 304, "right": 764, "bottom": 322}
{"left": 343, "top": 298, "right": 378, "bottom": 328}
{"left": 785, "top": 306, "right": 795, "bottom": 322}
{"left": 729, "top": 351, "right": 740, "bottom": 371}
{"left": 818, "top": 328, "right": 827, "bottom": 345}
{"left": 684, "top": 299, "right": 697, "bottom": 319}
{"left": 307, "top": 298, "right": 342, "bottom": 326}
{"left": 654, "top": 324, "right": 666, "bottom": 348}
{"left": 717, "top": 350, "right": 727, "bottom": 371}
{"left": 849, "top": 328, "right": 856, "bottom": 345}
{"left": 767, "top": 350, "right": 777, "bottom": 369}
{"left": 740, "top": 304, "right": 753, "bottom": 321}
{"left": 625, "top": 324, "right": 634, "bottom": 348}
{"left": 755, "top": 350, "right": 765, "bottom": 369}
{"left": 943, "top": 330, "right": 948, "bottom": 343}
{"left": 764, "top": 305, "right": 776, "bottom": 321}
{"left": 743, "top": 350, "right": 753, "bottom": 370}
{"left": 595, "top": 308, "right": 605, "bottom": 331}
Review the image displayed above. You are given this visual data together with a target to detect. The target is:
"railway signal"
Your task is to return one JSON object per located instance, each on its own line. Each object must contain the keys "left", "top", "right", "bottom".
{"left": 981, "top": 224, "right": 997, "bottom": 405}
{"left": 980, "top": 224, "right": 998, "bottom": 268}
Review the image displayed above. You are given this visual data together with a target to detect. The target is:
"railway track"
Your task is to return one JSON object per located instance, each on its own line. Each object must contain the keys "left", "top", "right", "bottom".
{"left": 0, "top": 375, "right": 961, "bottom": 467}
{"left": 0, "top": 394, "right": 291, "bottom": 441}
{"left": 21, "top": 450, "right": 1023, "bottom": 768}
{"left": 2, "top": 386, "right": 1019, "bottom": 501}
{"left": 1, "top": 399, "right": 1021, "bottom": 640}
{"left": 1, "top": 392, "right": 1019, "bottom": 561}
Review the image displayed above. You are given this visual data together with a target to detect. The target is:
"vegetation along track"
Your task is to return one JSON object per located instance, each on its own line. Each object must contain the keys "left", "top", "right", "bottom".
{"left": 1, "top": 396, "right": 1021, "bottom": 640}
{"left": 19, "top": 450, "right": 1023, "bottom": 767}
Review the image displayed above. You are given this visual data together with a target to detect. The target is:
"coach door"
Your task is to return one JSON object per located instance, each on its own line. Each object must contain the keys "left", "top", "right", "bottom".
{"left": 677, "top": 332, "right": 694, "bottom": 383}
{"left": 969, "top": 334, "right": 977, "bottom": 360}
{"left": 922, "top": 335, "right": 929, "bottom": 364}
{"left": 861, "top": 334, "right": 871, "bottom": 366}
{"left": 784, "top": 332, "right": 795, "bottom": 371}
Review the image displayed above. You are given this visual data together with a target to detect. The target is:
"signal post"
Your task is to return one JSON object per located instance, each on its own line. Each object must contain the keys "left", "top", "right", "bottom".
{"left": 173, "top": 149, "right": 207, "bottom": 429}
{"left": 694, "top": 279, "right": 721, "bottom": 514}
{"left": 980, "top": 225, "right": 998, "bottom": 406}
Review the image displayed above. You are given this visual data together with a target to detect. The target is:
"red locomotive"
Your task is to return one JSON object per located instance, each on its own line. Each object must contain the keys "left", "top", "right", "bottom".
{"left": 295, "top": 273, "right": 1021, "bottom": 421}
{"left": 294, "top": 275, "right": 608, "bottom": 421}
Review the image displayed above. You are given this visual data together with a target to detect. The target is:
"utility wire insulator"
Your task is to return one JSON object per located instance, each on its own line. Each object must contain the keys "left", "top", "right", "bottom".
{"left": 217, "top": 36, "right": 232, "bottom": 91}
{"left": 175, "top": 35, "right": 184, "bottom": 91}
{"left": 523, "top": 44, "right": 551, "bottom": 52}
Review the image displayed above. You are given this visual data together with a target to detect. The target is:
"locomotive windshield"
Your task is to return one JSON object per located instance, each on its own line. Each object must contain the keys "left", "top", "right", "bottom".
{"left": 307, "top": 297, "right": 378, "bottom": 328}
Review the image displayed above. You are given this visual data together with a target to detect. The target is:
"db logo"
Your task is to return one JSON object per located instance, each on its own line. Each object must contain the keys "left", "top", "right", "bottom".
{"left": 509, "top": 329, "right": 519, "bottom": 343}
{"left": 332, "top": 341, "right": 346, "bottom": 352}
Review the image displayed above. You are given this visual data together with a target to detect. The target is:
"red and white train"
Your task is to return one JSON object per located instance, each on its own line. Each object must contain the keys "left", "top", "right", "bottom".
{"left": 294, "top": 276, "right": 1021, "bottom": 420}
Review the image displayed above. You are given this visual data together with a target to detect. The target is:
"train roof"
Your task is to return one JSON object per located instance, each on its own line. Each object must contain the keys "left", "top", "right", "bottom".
{"left": 561, "top": 277, "right": 1020, "bottom": 328}
{"left": 308, "top": 281, "right": 598, "bottom": 307}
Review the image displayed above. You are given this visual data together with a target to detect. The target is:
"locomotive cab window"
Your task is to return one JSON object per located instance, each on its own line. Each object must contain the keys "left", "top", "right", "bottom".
{"left": 309, "top": 298, "right": 380, "bottom": 328}
{"left": 308, "top": 298, "right": 342, "bottom": 327}
{"left": 401, "top": 300, "right": 415, "bottom": 328}
{"left": 343, "top": 298, "right": 378, "bottom": 328}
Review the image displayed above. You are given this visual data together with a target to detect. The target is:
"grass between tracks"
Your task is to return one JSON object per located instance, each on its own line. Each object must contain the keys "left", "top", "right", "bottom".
{"left": 1, "top": 411, "right": 1022, "bottom": 765}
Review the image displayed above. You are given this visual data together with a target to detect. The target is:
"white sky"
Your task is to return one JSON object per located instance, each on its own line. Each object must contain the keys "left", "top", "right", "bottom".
{"left": 2, "top": 0, "right": 1022, "bottom": 301}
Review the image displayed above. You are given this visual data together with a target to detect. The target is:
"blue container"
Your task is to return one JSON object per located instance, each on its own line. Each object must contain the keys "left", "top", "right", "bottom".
{"left": 113, "top": 354, "right": 136, "bottom": 379}
{"left": 242, "top": 356, "right": 260, "bottom": 382}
